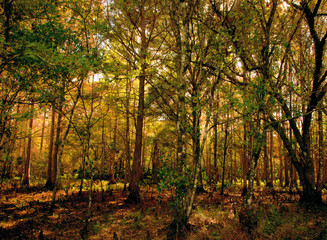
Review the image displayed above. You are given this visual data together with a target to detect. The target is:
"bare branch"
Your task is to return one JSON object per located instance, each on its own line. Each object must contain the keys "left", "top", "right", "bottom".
{"left": 313, "top": 0, "right": 322, "bottom": 16}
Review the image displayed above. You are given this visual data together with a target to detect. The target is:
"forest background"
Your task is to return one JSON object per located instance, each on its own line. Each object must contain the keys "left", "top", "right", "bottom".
{"left": 1, "top": 0, "right": 327, "bottom": 239}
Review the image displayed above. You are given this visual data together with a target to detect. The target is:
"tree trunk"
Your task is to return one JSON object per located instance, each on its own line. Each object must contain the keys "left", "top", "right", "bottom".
{"left": 22, "top": 102, "right": 34, "bottom": 187}
{"left": 126, "top": 5, "right": 146, "bottom": 203}
{"left": 316, "top": 109, "right": 324, "bottom": 190}
{"left": 244, "top": 118, "right": 263, "bottom": 206}
{"left": 45, "top": 107, "right": 56, "bottom": 189}
{"left": 100, "top": 118, "right": 105, "bottom": 195}
{"left": 152, "top": 141, "right": 159, "bottom": 183}
{"left": 109, "top": 114, "right": 118, "bottom": 184}
{"left": 221, "top": 112, "right": 229, "bottom": 195}
{"left": 242, "top": 122, "right": 248, "bottom": 191}
{"left": 213, "top": 114, "right": 218, "bottom": 185}
{"left": 278, "top": 135, "right": 284, "bottom": 186}
{"left": 40, "top": 109, "right": 46, "bottom": 153}
{"left": 126, "top": 72, "right": 144, "bottom": 203}
{"left": 166, "top": 1, "right": 192, "bottom": 234}
{"left": 141, "top": 128, "right": 146, "bottom": 179}
{"left": 233, "top": 145, "right": 237, "bottom": 183}
{"left": 269, "top": 130, "right": 274, "bottom": 187}
{"left": 301, "top": 162, "right": 321, "bottom": 203}
{"left": 50, "top": 80, "right": 82, "bottom": 212}
{"left": 192, "top": 84, "right": 205, "bottom": 193}
{"left": 263, "top": 130, "right": 268, "bottom": 185}
{"left": 79, "top": 148, "right": 86, "bottom": 195}
{"left": 270, "top": 118, "right": 322, "bottom": 204}
{"left": 206, "top": 146, "right": 212, "bottom": 183}
{"left": 123, "top": 78, "right": 131, "bottom": 192}
{"left": 51, "top": 108, "right": 62, "bottom": 185}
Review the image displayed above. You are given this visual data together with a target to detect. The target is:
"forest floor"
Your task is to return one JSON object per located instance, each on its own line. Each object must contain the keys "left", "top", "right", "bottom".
{"left": 1, "top": 180, "right": 327, "bottom": 240}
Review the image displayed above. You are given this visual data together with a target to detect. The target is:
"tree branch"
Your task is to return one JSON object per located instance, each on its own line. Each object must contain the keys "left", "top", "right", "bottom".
{"left": 313, "top": 0, "right": 322, "bottom": 16}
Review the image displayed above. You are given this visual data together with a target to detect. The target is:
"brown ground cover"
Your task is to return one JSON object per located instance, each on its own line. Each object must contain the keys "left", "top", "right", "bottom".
{"left": 1, "top": 183, "right": 327, "bottom": 239}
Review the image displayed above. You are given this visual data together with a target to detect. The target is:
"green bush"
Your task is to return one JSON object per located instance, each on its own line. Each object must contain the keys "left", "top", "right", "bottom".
{"left": 263, "top": 205, "right": 282, "bottom": 235}
{"left": 157, "top": 161, "right": 193, "bottom": 228}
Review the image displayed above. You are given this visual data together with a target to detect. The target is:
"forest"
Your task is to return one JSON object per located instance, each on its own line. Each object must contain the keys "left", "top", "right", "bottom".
{"left": 1, "top": 0, "right": 327, "bottom": 239}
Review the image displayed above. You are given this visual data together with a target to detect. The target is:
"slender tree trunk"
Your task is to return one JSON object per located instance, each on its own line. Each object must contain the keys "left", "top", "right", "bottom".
{"left": 324, "top": 112, "right": 327, "bottom": 185}
{"left": 284, "top": 119, "right": 290, "bottom": 187}
{"left": 50, "top": 81, "right": 82, "bottom": 212}
{"left": 192, "top": 84, "right": 205, "bottom": 193}
{"left": 285, "top": 154, "right": 290, "bottom": 187}
{"left": 45, "top": 107, "right": 56, "bottom": 189}
{"left": 82, "top": 174, "right": 94, "bottom": 238}
{"left": 213, "top": 114, "right": 218, "bottom": 185}
{"left": 6, "top": 115, "right": 17, "bottom": 179}
{"left": 141, "top": 128, "right": 146, "bottom": 179}
{"left": 242, "top": 122, "right": 248, "bottom": 192}
{"left": 289, "top": 117, "right": 294, "bottom": 190}
{"left": 269, "top": 130, "right": 274, "bottom": 187}
{"left": 51, "top": 107, "right": 62, "bottom": 185}
{"left": 109, "top": 114, "right": 118, "bottom": 184}
{"left": 40, "top": 110, "right": 46, "bottom": 153}
{"left": 123, "top": 78, "right": 131, "bottom": 192}
{"left": 316, "top": 109, "right": 324, "bottom": 190}
{"left": 233, "top": 145, "right": 237, "bottom": 183}
{"left": 206, "top": 146, "right": 212, "bottom": 183}
{"left": 100, "top": 118, "right": 106, "bottom": 199}
{"left": 79, "top": 148, "right": 86, "bottom": 195}
{"left": 263, "top": 130, "right": 268, "bottom": 185}
{"left": 22, "top": 102, "right": 34, "bottom": 187}
{"left": 278, "top": 135, "right": 284, "bottom": 186}
{"left": 244, "top": 115, "right": 263, "bottom": 206}
{"left": 152, "top": 141, "right": 159, "bottom": 183}
{"left": 221, "top": 112, "right": 229, "bottom": 195}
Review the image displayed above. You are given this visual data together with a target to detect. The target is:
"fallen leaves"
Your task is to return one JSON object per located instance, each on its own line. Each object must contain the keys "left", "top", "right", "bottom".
{"left": 0, "top": 185, "right": 327, "bottom": 239}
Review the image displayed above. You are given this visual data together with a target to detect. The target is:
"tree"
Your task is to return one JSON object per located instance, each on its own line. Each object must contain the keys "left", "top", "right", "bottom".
{"left": 45, "top": 0, "right": 104, "bottom": 212}
{"left": 209, "top": 0, "right": 327, "bottom": 204}
{"left": 267, "top": 0, "right": 327, "bottom": 204}
{"left": 106, "top": 0, "right": 164, "bottom": 203}
{"left": 0, "top": 0, "right": 50, "bottom": 154}
{"left": 21, "top": 101, "right": 34, "bottom": 187}
{"left": 45, "top": 107, "right": 56, "bottom": 189}
{"left": 154, "top": 0, "right": 224, "bottom": 234}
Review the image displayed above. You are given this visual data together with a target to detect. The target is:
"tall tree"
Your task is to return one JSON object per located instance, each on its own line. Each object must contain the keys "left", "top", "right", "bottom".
{"left": 160, "top": 0, "right": 222, "bottom": 233}
{"left": 268, "top": 0, "right": 327, "bottom": 204}
{"left": 106, "top": 0, "right": 164, "bottom": 203}
{"left": 22, "top": 101, "right": 34, "bottom": 187}
{"left": 209, "top": 0, "right": 327, "bottom": 204}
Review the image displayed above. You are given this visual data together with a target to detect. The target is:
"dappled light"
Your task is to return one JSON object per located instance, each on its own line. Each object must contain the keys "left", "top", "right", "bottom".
{"left": 1, "top": 0, "right": 327, "bottom": 239}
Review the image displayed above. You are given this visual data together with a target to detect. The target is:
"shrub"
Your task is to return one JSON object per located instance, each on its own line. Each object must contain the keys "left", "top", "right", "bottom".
{"left": 238, "top": 206, "right": 258, "bottom": 234}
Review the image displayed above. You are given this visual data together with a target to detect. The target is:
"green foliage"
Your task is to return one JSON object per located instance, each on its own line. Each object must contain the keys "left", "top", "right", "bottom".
{"left": 122, "top": 211, "right": 144, "bottom": 230}
{"left": 139, "top": 169, "right": 152, "bottom": 187}
{"left": 211, "top": 231, "right": 220, "bottom": 240}
{"left": 91, "top": 221, "right": 102, "bottom": 234}
{"left": 75, "top": 166, "right": 115, "bottom": 181}
{"left": 261, "top": 205, "right": 283, "bottom": 235}
{"left": 157, "top": 160, "right": 193, "bottom": 225}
